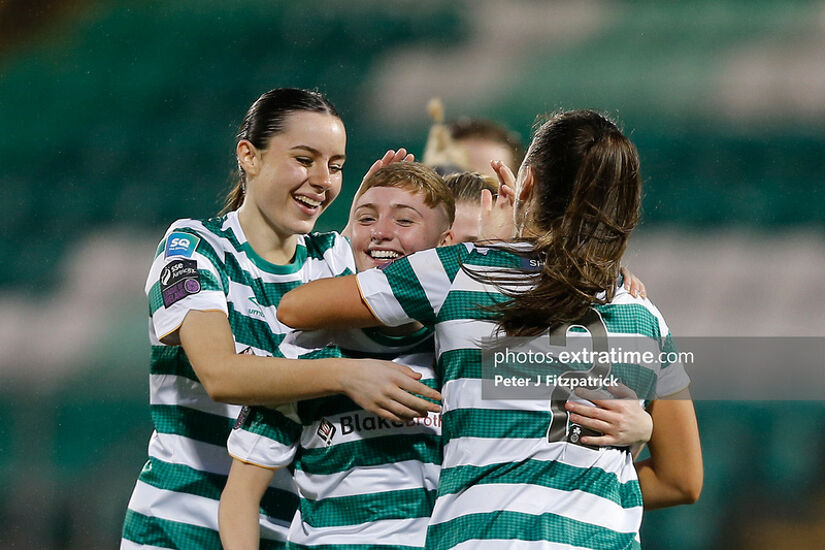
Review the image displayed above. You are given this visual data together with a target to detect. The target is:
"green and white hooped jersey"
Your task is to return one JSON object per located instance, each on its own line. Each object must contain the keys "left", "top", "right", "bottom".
{"left": 121, "top": 211, "right": 355, "bottom": 550}
{"left": 356, "top": 243, "right": 690, "bottom": 550}
{"left": 228, "top": 326, "right": 440, "bottom": 550}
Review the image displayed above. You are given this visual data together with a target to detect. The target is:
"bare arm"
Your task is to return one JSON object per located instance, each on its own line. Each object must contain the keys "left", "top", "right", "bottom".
{"left": 219, "top": 459, "right": 276, "bottom": 550}
{"left": 178, "top": 310, "right": 439, "bottom": 420}
{"left": 634, "top": 388, "right": 703, "bottom": 509}
{"left": 277, "top": 275, "right": 381, "bottom": 330}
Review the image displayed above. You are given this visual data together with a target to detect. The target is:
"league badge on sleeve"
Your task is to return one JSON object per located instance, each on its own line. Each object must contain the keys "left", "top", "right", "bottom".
{"left": 160, "top": 259, "right": 201, "bottom": 307}
{"left": 165, "top": 231, "right": 200, "bottom": 258}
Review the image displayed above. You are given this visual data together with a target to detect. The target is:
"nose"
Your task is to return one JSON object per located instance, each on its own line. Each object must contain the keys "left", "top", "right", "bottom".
{"left": 310, "top": 164, "right": 332, "bottom": 190}
{"left": 371, "top": 218, "right": 395, "bottom": 241}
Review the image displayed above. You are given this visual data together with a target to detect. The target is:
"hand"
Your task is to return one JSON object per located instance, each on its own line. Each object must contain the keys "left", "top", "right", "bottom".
{"left": 362, "top": 148, "right": 415, "bottom": 183}
{"left": 336, "top": 358, "right": 441, "bottom": 423}
{"left": 620, "top": 266, "right": 647, "bottom": 299}
{"left": 478, "top": 160, "right": 517, "bottom": 241}
{"left": 565, "top": 384, "right": 652, "bottom": 447}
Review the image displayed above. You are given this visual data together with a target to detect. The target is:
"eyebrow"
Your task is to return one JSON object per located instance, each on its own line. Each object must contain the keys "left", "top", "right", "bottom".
{"left": 354, "top": 202, "right": 424, "bottom": 217}
{"left": 290, "top": 145, "right": 346, "bottom": 162}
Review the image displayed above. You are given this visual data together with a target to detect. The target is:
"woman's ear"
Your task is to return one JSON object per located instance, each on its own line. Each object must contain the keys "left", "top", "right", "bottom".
{"left": 236, "top": 140, "right": 259, "bottom": 178}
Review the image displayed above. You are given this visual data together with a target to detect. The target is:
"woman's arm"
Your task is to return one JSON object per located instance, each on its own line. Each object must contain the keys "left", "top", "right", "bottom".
{"left": 277, "top": 275, "right": 380, "bottom": 330}
{"left": 219, "top": 458, "right": 276, "bottom": 550}
{"left": 634, "top": 388, "right": 703, "bottom": 509}
{"left": 179, "top": 310, "right": 439, "bottom": 421}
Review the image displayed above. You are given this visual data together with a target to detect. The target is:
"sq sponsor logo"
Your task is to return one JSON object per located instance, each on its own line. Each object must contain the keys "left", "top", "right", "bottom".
{"left": 165, "top": 231, "right": 200, "bottom": 259}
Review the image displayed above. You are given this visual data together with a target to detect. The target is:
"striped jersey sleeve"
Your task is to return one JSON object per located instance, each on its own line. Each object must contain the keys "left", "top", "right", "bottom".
{"left": 146, "top": 222, "right": 227, "bottom": 341}
{"left": 356, "top": 244, "right": 468, "bottom": 327}
{"left": 228, "top": 405, "right": 303, "bottom": 469}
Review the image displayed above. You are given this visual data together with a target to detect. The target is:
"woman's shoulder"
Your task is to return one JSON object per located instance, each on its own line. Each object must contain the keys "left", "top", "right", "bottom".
{"left": 596, "top": 286, "right": 671, "bottom": 339}
{"left": 155, "top": 214, "right": 237, "bottom": 260}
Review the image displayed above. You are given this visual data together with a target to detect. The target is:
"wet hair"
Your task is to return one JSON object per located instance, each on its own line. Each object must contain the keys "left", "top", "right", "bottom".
{"left": 469, "top": 110, "right": 641, "bottom": 336}
{"left": 449, "top": 117, "right": 524, "bottom": 171}
{"left": 443, "top": 171, "right": 499, "bottom": 204}
{"left": 221, "top": 88, "right": 341, "bottom": 214}
{"left": 355, "top": 162, "right": 455, "bottom": 230}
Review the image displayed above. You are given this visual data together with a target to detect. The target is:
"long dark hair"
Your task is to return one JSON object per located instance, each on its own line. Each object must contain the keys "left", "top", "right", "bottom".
{"left": 220, "top": 88, "right": 340, "bottom": 214}
{"left": 474, "top": 110, "right": 641, "bottom": 336}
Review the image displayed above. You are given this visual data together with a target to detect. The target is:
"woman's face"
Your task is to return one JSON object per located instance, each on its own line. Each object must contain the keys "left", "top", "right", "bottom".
{"left": 242, "top": 111, "right": 346, "bottom": 238}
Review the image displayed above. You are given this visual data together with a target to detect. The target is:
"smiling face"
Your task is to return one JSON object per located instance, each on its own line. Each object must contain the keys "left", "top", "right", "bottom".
{"left": 350, "top": 186, "right": 452, "bottom": 271}
{"left": 239, "top": 110, "right": 346, "bottom": 240}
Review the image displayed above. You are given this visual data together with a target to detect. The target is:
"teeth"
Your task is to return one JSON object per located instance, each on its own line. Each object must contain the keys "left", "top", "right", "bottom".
{"left": 294, "top": 195, "right": 321, "bottom": 207}
{"left": 370, "top": 250, "right": 400, "bottom": 259}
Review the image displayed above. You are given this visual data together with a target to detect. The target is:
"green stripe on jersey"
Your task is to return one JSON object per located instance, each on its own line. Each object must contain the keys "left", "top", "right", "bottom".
{"left": 123, "top": 509, "right": 287, "bottom": 550}
{"left": 150, "top": 345, "right": 198, "bottom": 380}
{"left": 594, "top": 303, "right": 662, "bottom": 339}
{"left": 425, "top": 510, "right": 641, "bottom": 550}
{"left": 240, "top": 406, "right": 303, "bottom": 446}
{"left": 441, "top": 408, "right": 550, "bottom": 445}
{"left": 385, "top": 258, "right": 438, "bottom": 325}
{"left": 439, "top": 349, "right": 483, "bottom": 382}
{"left": 437, "top": 459, "right": 642, "bottom": 507}
{"left": 289, "top": 543, "right": 423, "bottom": 550}
{"left": 296, "top": 434, "right": 440, "bottom": 475}
{"left": 437, "top": 290, "right": 505, "bottom": 322}
{"left": 151, "top": 404, "right": 234, "bottom": 447}
{"left": 300, "top": 487, "right": 436, "bottom": 528}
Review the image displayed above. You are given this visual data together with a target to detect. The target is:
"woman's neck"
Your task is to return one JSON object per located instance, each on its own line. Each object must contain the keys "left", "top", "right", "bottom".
{"left": 237, "top": 204, "right": 298, "bottom": 265}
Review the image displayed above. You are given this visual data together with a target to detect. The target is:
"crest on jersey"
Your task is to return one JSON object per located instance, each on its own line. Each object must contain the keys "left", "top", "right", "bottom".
{"left": 165, "top": 231, "right": 201, "bottom": 258}
{"left": 317, "top": 418, "right": 336, "bottom": 446}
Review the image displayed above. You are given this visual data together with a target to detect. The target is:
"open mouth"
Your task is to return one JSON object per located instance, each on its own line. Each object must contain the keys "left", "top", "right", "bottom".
{"left": 368, "top": 249, "right": 402, "bottom": 261}
{"left": 293, "top": 193, "right": 323, "bottom": 214}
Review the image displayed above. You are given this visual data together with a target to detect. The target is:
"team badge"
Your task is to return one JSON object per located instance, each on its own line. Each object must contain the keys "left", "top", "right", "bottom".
{"left": 165, "top": 231, "right": 200, "bottom": 258}
{"left": 160, "top": 259, "right": 201, "bottom": 307}
{"left": 317, "top": 418, "right": 336, "bottom": 446}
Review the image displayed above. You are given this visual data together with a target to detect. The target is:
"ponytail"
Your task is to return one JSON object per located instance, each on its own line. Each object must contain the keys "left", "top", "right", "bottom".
{"left": 467, "top": 110, "right": 641, "bottom": 337}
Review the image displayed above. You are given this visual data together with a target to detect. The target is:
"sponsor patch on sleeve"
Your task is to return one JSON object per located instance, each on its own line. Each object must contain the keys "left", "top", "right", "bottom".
{"left": 160, "top": 259, "right": 201, "bottom": 307}
{"left": 165, "top": 231, "right": 201, "bottom": 258}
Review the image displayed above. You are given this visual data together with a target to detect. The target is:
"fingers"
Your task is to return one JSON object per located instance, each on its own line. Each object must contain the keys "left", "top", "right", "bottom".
{"left": 604, "top": 383, "right": 638, "bottom": 399}
{"left": 620, "top": 266, "right": 647, "bottom": 299}
{"left": 490, "top": 160, "right": 516, "bottom": 189}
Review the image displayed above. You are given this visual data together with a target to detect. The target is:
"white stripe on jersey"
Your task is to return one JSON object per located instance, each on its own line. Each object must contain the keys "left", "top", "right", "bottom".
{"left": 442, "top": 378, "right": 550, "bottom": 412}
{"left": 293, "top": 460, "right": 440, "bottom": 500}
{"left": 409, "top": 248, "right": 453, "bottom": 316}
{"left": 149, "top": 374, "right": 240, "bottom": 418}
{"left": 147, "top": 431, "right": 231, "bottom": 475}
{"left": 429, "top": 482, "right": 642, "bottom": 534}
{"left": 356, "top": 268, "right": 410, "bottom": 327}
{"left": 440, "top": 437, "right": 637, "bottom": 483}
{"left": 288, "top": 513, "right": 430, "bottom": 548}
{"left": 127, "top": 480, "right": 289, "bottom": 539}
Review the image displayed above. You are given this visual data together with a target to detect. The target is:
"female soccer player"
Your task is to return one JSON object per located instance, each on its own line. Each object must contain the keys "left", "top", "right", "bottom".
{"left": 277, "top": 110, "right": 703, "bottom": 550}
{"left": 120, "top": 89, "right": 439, "bottom": 550}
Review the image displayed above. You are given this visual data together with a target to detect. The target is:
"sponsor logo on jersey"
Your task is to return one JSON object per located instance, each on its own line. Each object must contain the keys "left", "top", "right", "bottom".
{"left": 248, "top": 296, "right": 265, "bottom": 318}
{"left": 339, "top": 411, "right": 441, "bottom": 435}
{"left": 160, "top": 259, "right": 201, "bottom": 307}
{"left": 165, "top": 231, "right": 200, "bottom": 258}
{"left": 520, "top": 255, "right": 543, "bottom": 272}
{"left": 317, "top": 418, "right": 336, "bottom": 446}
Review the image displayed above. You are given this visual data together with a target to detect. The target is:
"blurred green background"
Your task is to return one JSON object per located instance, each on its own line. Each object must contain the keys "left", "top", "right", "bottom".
{"left": 1, "top": 1, "right": 824, "bottom": 548}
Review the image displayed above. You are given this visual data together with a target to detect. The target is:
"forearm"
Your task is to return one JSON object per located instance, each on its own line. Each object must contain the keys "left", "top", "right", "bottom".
{"left": 199, "top": 355, "right": 349, "bottom": 406}
{"left": 635, "top": 458, "right": 700, "bottom": 509}
{"left": 219, "top": 460, "right": 274, "bottom": 550}
{"left": 179, "top": 310, "right": 349, "bottom": 405}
